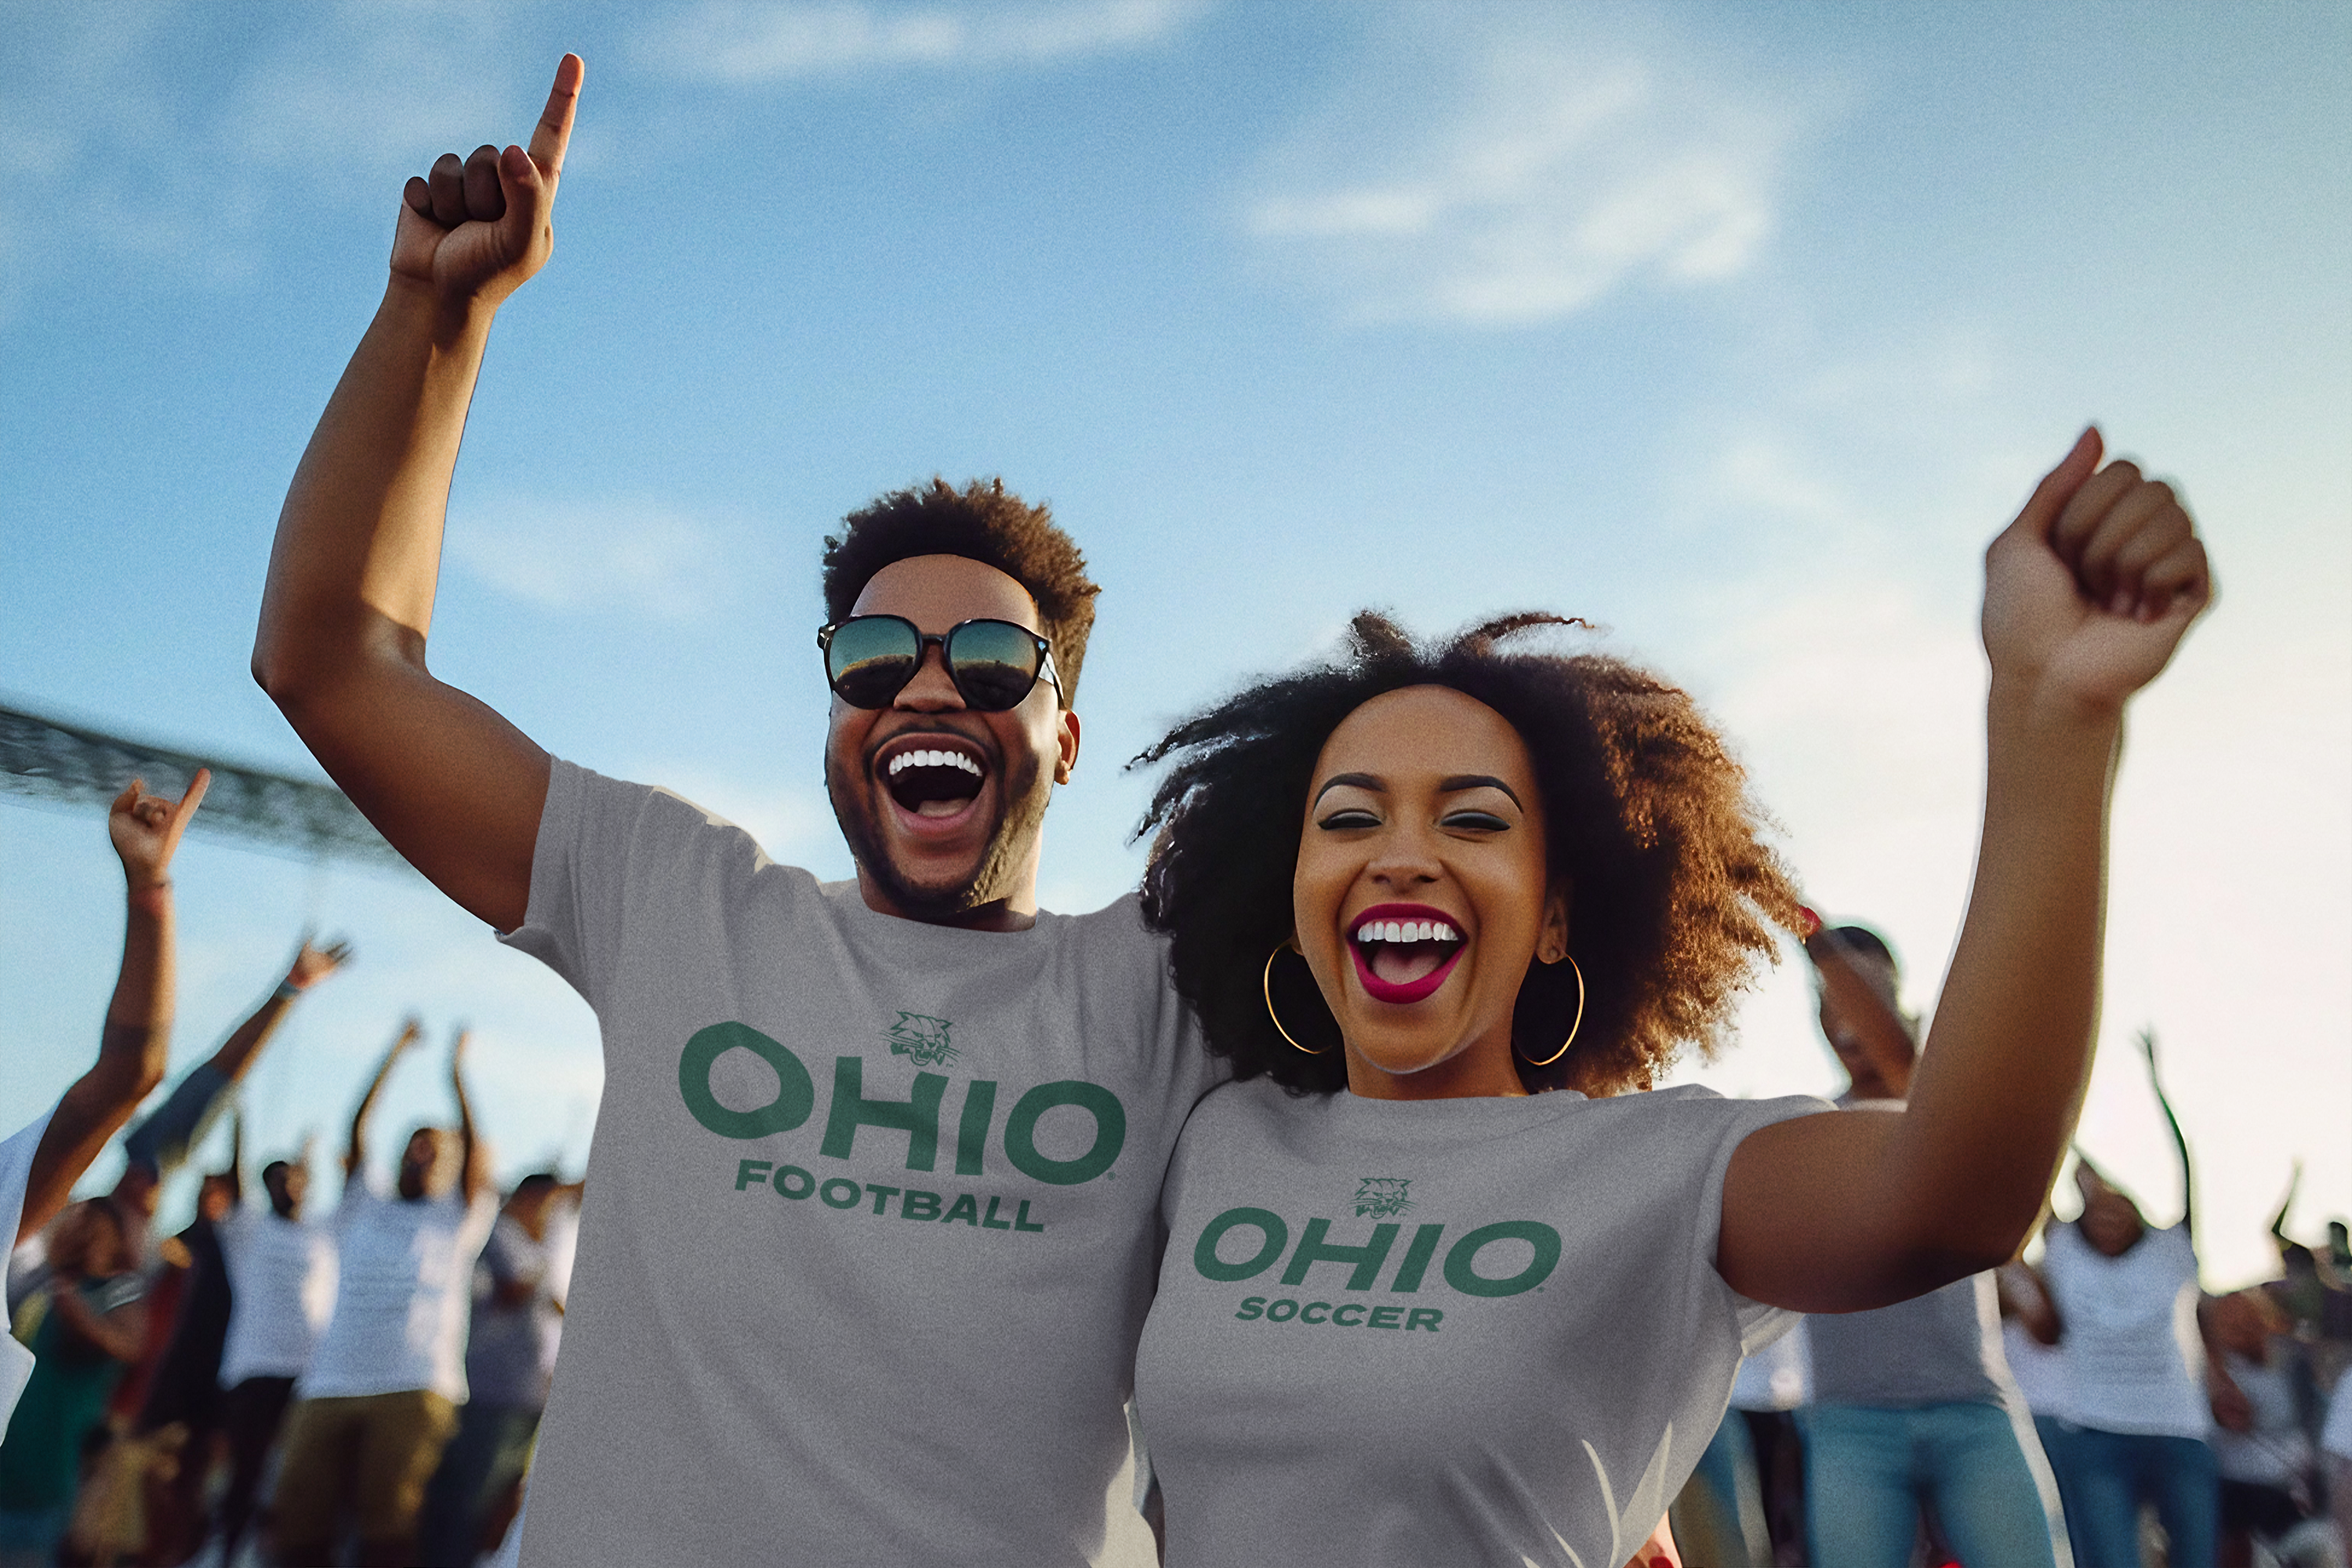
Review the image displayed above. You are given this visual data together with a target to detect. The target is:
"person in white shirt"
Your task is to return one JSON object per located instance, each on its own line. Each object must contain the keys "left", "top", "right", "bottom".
{"left": 270, "top": 1022, "right": 495, "bottom": 1568}
{"left": 3, "top": 772, "right": 206, "bottom": 1439}
{"left": 211, "top": 1138, "right": 338, "bottom": 1564}
{"left": 2022, "top": 1033, "right": 2227, "bottom": 1568}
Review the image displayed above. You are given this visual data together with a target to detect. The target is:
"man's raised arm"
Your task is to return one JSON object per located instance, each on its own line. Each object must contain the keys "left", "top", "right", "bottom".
{"left": 252, "top": 56, "right": 585, "bottom": 931}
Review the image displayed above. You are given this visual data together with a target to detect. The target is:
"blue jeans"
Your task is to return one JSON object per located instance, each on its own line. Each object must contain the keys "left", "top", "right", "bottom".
{"left": 1672, "top": 1408, "right": 1773, "bottom": 1568}
{"left": 2034, "top": 1421, "right": 2216, "bottom": 1568}
{"left": 1802, "top": 1401, "right": 2065, "bottom": 1568}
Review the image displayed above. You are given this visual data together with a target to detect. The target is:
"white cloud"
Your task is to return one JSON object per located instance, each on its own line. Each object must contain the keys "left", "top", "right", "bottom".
{"left": 0, "top": 2, "right": 556, "bottom": 309}
{"left": 447, "top": 496, "right": 744, "bottom": 618}
{"left": 639, "top": 0, "right": 1203, "bottom": 82}
{"left": 1244, "top": 6, "right": 1808, "bottom": 326}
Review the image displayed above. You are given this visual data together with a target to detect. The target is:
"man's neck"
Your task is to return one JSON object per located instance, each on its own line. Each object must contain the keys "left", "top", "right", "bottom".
{"left": 854, "top": 866, "right": 1039, "bottom": 932}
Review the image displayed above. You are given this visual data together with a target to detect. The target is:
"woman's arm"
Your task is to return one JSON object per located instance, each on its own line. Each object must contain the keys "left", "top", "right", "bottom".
{"left": 1720, "top": 430, "right": 2212, "bottom": 1312}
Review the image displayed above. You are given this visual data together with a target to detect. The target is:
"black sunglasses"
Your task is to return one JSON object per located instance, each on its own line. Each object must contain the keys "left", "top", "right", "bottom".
{"left": 818, "top": 615, "right": 1063, "bottom": 712}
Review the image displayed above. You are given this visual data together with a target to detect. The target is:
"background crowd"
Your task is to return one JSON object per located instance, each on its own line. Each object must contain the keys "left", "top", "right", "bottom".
{"left": 4, "top": 779, "right": 2347, "bottom": 1568}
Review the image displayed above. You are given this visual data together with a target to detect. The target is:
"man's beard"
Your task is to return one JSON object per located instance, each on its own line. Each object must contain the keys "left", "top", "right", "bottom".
{"left": 826, "top": 748, "right": 1050, "bottom": 920}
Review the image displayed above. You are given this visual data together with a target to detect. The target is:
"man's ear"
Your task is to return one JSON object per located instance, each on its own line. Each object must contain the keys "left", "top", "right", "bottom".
{"left": 1054, "top": 708, "right": 1081, "bottom": 786}
{"left": 1536, "top": 881, "right": 1571, "bottom": 965}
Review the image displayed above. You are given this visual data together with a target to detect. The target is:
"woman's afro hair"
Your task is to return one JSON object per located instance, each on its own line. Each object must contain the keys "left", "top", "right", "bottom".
{"left": 1132, "top": 612, "right": 1805, "bottom": 1096}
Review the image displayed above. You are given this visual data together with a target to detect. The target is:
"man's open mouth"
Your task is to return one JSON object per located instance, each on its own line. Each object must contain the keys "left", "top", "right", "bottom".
{"left": 1348, "top": 904, "right": 1465, "bottom": 1004}
{"left": 878, "top": 738, "right": 989, "bottom": 820}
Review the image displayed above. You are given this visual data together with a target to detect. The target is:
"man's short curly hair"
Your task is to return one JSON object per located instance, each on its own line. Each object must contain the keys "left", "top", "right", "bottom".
{"left": 821, "top": 478, "right": 1099, "bottom": 705}
{"left": 1133, "top": 612, "right": 1803, "bottom": 1096}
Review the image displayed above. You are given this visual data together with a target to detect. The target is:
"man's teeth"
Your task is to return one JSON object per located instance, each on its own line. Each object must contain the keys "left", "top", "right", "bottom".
{"left": 1353, "top": 919, "right": 1460, "bottom": 944}
{"left": 886, "top": 749, "right": 982, "bottom": 778}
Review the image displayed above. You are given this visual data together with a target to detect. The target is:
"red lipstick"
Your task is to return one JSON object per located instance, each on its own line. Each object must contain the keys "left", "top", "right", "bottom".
{"left": 1346, "top": 902, "right": 1466, "bottom": 1006}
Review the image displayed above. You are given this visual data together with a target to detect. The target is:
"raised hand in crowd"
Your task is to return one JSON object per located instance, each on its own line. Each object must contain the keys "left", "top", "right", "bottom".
{"left": 346, "top": 1017, "right": 425, "bottom": 1179}
{"left": 107, "top": 927, "right": 356, "bottom": 1250}
{"left": 16, "top": 772, "right": 209, "bottom": 1245}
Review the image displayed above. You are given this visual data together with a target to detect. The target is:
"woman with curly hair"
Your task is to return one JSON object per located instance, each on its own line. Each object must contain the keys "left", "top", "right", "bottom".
{"left": 1126, "top": 430, "right": 2212, "bottom": 1567}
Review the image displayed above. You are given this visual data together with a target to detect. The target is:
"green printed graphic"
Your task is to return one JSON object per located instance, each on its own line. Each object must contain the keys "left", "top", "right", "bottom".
{"left": 1002, "top": 1080, "right": 1125, "bottom": 1185}
{"left": 1354, "top": 1177, "right": 1414, "bottom": 1218}
{"left": 731, "top": 1163, "right": 1045, "bottom": 1232}
{"left": 884, "top": 1012, "right": 958, "bottom": 1067}
{"left": 678, "top": 1023, "right": 815, "bottom": 1139}
{"left": 1189, "top": 1204, "right": 1559, "bottom": 1300}
{"left": 821, "top": 1058, "right": 947, "bottom": 1170}
{"left": 1234, "top": 1296, "right": 1443, "bottom": 1331}
{"left": 677, "top": 1025, "right": 1125, "bottom": 1186}
{"left": 1194, "top": 1207, "right": 1288, "bottom": 1282}
{"left": 1442, "top": 1219, "right": 1562, "bottom": 1298}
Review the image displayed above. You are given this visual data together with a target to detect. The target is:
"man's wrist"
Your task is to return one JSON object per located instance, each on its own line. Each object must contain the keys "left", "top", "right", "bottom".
{"left": 382, "top": 272, "right": 500, "bottom": 349}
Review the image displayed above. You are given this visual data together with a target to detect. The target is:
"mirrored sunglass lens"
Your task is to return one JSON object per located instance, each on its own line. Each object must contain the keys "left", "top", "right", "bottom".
{"left": 949, "top": 621, "right": 1042, "bottom": 710}
{"left": 827, "top": 620, "right": 918, "bottom": 706}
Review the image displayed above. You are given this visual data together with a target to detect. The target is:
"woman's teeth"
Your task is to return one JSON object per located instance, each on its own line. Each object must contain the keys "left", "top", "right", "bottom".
{"left": 1352, "top": 918, "right": 1459, "bottom": 945}
{"left": 1352, "top": 917, "right": 1463, "bottom": 985}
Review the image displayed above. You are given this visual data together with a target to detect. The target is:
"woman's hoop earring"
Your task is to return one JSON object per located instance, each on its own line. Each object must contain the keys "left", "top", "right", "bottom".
{"left": 1263, "top": 942, "right": 1330, "bottom": 1055}
{"left": 1516, "top": 953, "right": 1586, "bottom": 1068}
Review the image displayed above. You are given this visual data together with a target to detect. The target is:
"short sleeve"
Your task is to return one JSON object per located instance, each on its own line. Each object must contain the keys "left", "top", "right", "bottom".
{"left": 0, "top": 1108, "right": 53, "bottom": 1251}
{"left": 1691, "top": 1091, "right": 1838, "bottom": 1352}
{"left": 496, "top": 757, "right": 601, "bottom": 1004}
{"left": 496, "top": 759, "right": 757, "bottom": 1018}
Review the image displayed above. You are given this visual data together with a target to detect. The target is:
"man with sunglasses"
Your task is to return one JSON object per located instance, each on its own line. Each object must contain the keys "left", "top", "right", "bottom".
{"left": 253, "top": 57, "right": 1215, "bottom": 1566}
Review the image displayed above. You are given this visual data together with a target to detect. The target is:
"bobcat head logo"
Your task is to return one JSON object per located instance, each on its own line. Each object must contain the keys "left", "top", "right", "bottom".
{"left": 883, "top": 1012, "right": 957, "bottom": 1068}
{"left": 1353, "top": 1177, "right": 1414, "bottom": 1218}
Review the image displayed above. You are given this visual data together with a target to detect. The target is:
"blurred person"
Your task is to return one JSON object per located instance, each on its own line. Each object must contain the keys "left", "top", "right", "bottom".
{"left": 90, "top": 936, "right": 352, "bottom": 1311}
{"left": 2026, "top": 1032, "right": 2224, "bottom": 1568}
{"left": 209, "top": 1134, "right": 337, "bottom": 1566}
{"left": 1127, "top": 429, "right": 2210, "bottom": 1562}
{"left": 2324, "top": 1375, "right": 2352, "bottom": 1564}
{"left": 269, "top": 1025, "right": 493, "bottom": 1568}
{"left": 2266, "top": 1167, "right": 2352, "bottom": 1390}
{"left": 123, "top": 1122, "right": 243, "bottom": 1565}
{"left": 416, "top": 1171, "right": 581, "bottom": 1567}
{"left": 1791, "top": 920, "right": 2071, "bottom": 1568}
{"left": 3, "top": 773, "right": 205, "bottom": 1436}
{"left": 2002, "top": 1248, "right": 2083, "bottom": 1536}
{"left": 2206, "top": 1289, "right": 2341, "bottom": 1568}
{"left": 253, "top": 56, "right": 1223, "bottom": 1567}
{"left": 0, "top": 1201, "right": 146, "bottom": 1566}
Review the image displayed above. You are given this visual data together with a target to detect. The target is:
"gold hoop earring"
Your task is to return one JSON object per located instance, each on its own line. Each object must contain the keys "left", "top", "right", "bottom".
{"left": 1263, "top": 942, "right": 1329, "bottom": 1055}
{"left": 1516, "top": 953, "right": 1585, "bottom": 1068}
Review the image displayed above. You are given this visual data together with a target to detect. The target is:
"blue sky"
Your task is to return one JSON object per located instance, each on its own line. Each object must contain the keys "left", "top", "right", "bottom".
{"left": 2, "top": 1, "right": 2346, "bottom": 1287}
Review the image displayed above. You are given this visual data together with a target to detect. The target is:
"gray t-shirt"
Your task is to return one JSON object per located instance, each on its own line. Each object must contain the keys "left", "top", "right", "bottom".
{"left": 1806, "top": 1272, "right": 2009, "bottom": 1408}
{"left": 1134, "top": 1076, "right": 1827, "bottom": 1568}
{"left": 499, "top": 760, "right": 1219, "bottom": 1566}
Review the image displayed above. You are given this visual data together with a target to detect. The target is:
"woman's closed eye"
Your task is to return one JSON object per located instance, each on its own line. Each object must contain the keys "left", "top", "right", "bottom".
{"left": 1440, "top": 808, "right": 1512, "bottom": 833}
{"left": 1316, "top": 807, "right": 1381, "bottom": 831}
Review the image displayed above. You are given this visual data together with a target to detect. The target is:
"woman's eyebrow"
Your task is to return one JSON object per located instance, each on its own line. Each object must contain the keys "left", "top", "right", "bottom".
{"left": 1439, "top": 774, "right": 1523, "bottom": 808}
{"left": 1312, "top": 771, "right": 1384, "bottom": 805}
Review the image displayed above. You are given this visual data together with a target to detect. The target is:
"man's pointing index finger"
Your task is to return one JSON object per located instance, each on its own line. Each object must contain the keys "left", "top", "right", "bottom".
{"left": 528, "top": 53, "right": 585, "bottom": 180}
